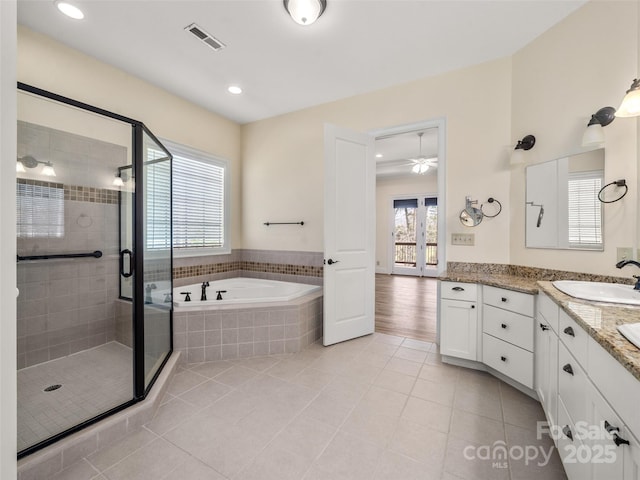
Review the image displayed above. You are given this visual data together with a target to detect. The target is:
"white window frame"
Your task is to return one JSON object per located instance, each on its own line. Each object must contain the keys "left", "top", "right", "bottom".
{"left": 161, "top": 139, "right": 230, "bottom": 257}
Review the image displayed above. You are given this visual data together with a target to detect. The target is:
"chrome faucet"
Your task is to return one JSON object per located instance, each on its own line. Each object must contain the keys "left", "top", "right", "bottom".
{"left": 615, "top": 260, "right": 640, "bottom": 290}
{"left": 145, "top": 283, "right": 157, "bottom": 304}
{"left": 201, "top": 281, "right": 210, "bottom": 301}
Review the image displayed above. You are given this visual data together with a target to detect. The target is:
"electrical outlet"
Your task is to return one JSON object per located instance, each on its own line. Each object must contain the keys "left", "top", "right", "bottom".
{"left": 617, "top": 247, "right": 633, "bottom": 262}
{"left": 452, "top": 233, "right": 475, "bottom": 246}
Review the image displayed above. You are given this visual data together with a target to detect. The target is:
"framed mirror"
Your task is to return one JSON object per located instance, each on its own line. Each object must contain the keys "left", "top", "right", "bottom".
{"left": 525, "top": 148, "right": 604, "bottom": 250}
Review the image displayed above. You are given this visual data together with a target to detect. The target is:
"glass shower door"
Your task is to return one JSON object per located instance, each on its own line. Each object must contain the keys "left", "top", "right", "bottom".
{"left": 139, "top": 129, "right": 172, "bottom": 391}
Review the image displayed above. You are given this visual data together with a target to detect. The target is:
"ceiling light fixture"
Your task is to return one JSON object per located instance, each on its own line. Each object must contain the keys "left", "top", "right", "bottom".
{"left": 616, "top": 78, "right": 640, "bottom": 117}
{"left": 409, "top": 132, "right": 436, "bottom": 175}
{"left": 582, "top": 106, "right": 615, "bottom": 147}
{"left": 283, "top": 0, "right": 326, "bottom": 26}
{"left": 510, "top": 135, "right": 536, "bottom": 165}
{"left": 228, "top": 85, "right": 242, "bottom": 95}
{"left": 375, "top": 154, "right": 383, "bottom": 158}
{"left": 54, "top": 1, "right": 84, "bottom": 20}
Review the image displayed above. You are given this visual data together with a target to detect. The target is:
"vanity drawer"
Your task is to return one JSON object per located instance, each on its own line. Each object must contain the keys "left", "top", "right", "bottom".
{"left": 558, "top": 342, "right": 588, "bottom": 425}
{"left": 557, "top": 397, "right": 591, "bottom": 480}
{"left": 440, "top": 281, "right": 477, "bottom": 302}
{"left": 483, "top": 285, "right": 534, "bottom": 317}
{"left": 537, "top": 292, "right": 559, "bottom": 334}
{"left": 482, "top": 333, "right": 533, "bottom": 388}
{"left": 483, "top": 304, "right": 534, "bottom": 351}
{"left": 558, "top": 310, "right": 588, "bottom": 367}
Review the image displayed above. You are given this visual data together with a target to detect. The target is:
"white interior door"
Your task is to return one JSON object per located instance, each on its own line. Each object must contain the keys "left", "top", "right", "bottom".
{"left": 323, "top": 124, "right": 375, "bottom": 346}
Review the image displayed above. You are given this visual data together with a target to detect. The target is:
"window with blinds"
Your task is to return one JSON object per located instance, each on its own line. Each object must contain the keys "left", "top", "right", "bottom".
{"left": 568, "top": 170, "right": 603, "bottom": 249}
{"left": 149, "top": 140, "right": 228, "bottom": 255}
{"left": 16, "top": 181, "right": 64, "bottom": 238}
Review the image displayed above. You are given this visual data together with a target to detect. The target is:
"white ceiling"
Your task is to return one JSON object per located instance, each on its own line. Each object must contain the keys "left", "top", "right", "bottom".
{"left": 17, "top": 0, "right": 586, "bottom": 126}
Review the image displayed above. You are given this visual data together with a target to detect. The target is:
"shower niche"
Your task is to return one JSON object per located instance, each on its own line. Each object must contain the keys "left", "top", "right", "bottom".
{"left": 16, "top": 83, "right": 173, "bottom": 457}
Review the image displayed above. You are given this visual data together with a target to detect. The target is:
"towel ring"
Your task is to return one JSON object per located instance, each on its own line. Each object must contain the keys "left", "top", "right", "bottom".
{"left": 481, "top": 197, "right": 502, "bottom": 218}
{"left": 598, "top": 179, "right": 628, "bottom": 204}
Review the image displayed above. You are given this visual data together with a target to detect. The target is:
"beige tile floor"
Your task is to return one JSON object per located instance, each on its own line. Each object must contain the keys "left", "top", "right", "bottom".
{"left": 50, "top": 333, "right": 567, "bottom": 480}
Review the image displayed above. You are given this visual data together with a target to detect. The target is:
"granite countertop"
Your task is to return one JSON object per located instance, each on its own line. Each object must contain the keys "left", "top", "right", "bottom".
{"left": 538, "top": 281, "right": 640, "bottom": 382}
{"left": 439, "top": 271, "right": 541, "bottom": 295}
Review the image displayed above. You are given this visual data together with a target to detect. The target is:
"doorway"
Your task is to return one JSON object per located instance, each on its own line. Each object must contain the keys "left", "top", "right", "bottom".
{"left": 370, "top": 119, "right": 446, "bottom": 342}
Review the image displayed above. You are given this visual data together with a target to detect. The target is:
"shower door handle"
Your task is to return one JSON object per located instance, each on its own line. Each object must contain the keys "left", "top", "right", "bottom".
{"left": 120, "top": 249, "right": 134, "bottom": 278}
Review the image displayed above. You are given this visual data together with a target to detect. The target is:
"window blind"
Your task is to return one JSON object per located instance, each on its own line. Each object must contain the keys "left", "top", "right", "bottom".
{"left": 16, "top": 182, "right": 64, "bottom": 238}
{"left": 147, "top": 142, "right": 226, "bottom": 252}
{"left": 568, "top": 171, "right": 602, "bottom": 249}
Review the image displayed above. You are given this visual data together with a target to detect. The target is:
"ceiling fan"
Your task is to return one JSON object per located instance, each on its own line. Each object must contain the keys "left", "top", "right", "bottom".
{"left": 406, "top": 132, "right": 437, "bottom": 174}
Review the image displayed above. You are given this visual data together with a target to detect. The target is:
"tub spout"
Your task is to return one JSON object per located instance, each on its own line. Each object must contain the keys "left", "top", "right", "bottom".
{"left": 201, "top": 281, "right": 210, "bottom": 301}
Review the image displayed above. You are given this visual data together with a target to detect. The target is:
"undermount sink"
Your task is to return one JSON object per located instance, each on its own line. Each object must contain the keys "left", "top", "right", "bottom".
{"left": 552, "top": 280, "right": 640, "bottom": 306}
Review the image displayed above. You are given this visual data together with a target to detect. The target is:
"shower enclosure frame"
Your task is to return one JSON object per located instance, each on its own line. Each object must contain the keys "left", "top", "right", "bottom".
{"left": 16, "top": 82, "right": 173, "bottom": 459}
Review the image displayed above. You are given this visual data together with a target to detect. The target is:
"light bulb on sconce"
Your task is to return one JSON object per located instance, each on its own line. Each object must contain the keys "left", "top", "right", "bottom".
{"left": 582, "top": 106, "right": 616, "bottom": 147}
{"left": 16, "top": 160, "right": 26, "bottom": 173}
{"left": 510, "top": 135, "right": 536, "bottom": 165}
{"left": 41, "top": 162, "right": 56, "bottom": 177}
{"left": 616, "top": 78, "right": 640, "bottom": 118}
{"left": 112, "top": 173, "right": 124, "bottom": 187}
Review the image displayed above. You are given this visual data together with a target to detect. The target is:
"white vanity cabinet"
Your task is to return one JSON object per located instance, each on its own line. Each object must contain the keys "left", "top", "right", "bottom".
{"left": 533, "top": 293, "right": 640, "bottom": 480}
{"left": 482, "top": 286, "right": 535, "bottom": 388}
{"left": 440, "top": 282, "right": 478, "bottom": 361}
{"left": 535, "top": 292, "right": 559, "bottom": 429}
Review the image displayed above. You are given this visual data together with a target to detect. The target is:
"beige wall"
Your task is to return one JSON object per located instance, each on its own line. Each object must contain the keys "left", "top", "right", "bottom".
{"left": 242, "top": 58, "right": 513, "bottom": 262}
{"left": 375, "top": 175, "right": 438, "bottom": 273}
{"left": 510, "top": 0, "right": 639, "bottom": 277}
{"left": 17, "top": 26, "right": 243, "bottom": 249}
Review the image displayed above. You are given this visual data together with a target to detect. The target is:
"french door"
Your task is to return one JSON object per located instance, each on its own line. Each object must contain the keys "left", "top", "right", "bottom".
{"left": 392, "top": 196, "right": 438, "bottom": 277}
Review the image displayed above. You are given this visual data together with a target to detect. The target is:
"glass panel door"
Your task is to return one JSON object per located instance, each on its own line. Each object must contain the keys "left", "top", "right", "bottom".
{"left": 424, "top": 197, "right": 438, "bottom": 275}
{"left": 140, "top": 129, "right": 172, "bottom": 390}
{"left": 392, "top": 198, "right": 418, "bottom": 275}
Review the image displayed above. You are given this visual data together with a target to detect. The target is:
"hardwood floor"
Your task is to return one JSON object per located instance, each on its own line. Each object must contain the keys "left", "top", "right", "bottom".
{"left": 375, "top": 273, "right": 438, "bottom": 342}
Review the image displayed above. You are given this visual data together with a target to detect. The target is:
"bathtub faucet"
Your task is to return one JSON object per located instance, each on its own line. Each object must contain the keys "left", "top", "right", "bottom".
{"left": 201, "top": 281, "right": 210, "bottom": 301}
{"left": 145, "top": 283, "right": 157, "bottom": 304}
{"left": 216, "top": 290, "right": 227, "bottom": 301}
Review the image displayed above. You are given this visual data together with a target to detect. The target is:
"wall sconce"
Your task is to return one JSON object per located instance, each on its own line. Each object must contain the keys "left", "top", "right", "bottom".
{"left": 283, "top": 0, "right": 326, "bottom": 25}
{"left": 112, "top": 173, "right": 124, "bottom": 187}
{"left": 582, "top": 106, "right": 616, "bottom": 147}
{"left": 16, "top": 155, "right": 56, "bottom": 177}
{"left": 615, "top": 79, "right": 640, "bottom": 117}
{"left": 510, "top": 135, "right": 536, "bottom": 165}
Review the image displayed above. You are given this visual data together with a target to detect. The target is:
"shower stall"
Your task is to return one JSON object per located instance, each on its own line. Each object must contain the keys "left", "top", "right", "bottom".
{"left": 16, "top": 83, "right": 173, "bottom": 457}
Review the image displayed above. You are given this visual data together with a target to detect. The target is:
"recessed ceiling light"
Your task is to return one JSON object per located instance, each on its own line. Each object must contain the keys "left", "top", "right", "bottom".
{"left": 375, "top": 154, "right": 383, "bottom": 158}
{"left": 227, "top": 85, "right": 243, "bottom": 95}
{"left": 54, "top": 1, "right": 84, "bottom": 20}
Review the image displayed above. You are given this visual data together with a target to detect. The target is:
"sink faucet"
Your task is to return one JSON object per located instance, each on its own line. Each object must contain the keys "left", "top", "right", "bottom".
{"left": 201, "top": 281, "right": 210, "bottom": 301}
{"left": 615, "top": 260, "right": 640, "bottom": 290}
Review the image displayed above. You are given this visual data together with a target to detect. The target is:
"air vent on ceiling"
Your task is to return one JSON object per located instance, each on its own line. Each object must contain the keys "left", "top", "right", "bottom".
{"left": 184, "top": 23, "right": 226, "bottom": 52}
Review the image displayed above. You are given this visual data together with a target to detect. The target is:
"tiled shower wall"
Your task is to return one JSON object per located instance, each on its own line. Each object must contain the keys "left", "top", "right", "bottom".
{"left": 17, "top": 121, "right": 126, "bottom": 369}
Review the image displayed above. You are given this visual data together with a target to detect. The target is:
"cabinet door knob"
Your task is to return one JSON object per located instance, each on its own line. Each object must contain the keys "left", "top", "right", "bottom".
{"left": 562, "top": 425, "right": 573, "bottom": 441}
{"left": 539, "top": 323, "right": 550, "bottom": 331}
{"left": 564, "top": 326, "right": 575, "bottom": 337}
{"left": 501, "top": 323, "right": 507, "bottom": 329}
{"left": 501, "top": 297, "right": 507, "bottom": 302}
{"left": 452, "top": 286, "right": 465, "bottom": 291}
{"left": 500, "top": 356, "right": 507, "bottom": 362}
{"left": 562, "top": 363, "right": 574, "bottom": 376}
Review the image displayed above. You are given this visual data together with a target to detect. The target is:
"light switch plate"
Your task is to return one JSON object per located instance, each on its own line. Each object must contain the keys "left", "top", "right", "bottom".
{"left": 452, "top": 233, "right": 474, "bottom": 246}
{"left": 617, "top": 247, "right": 633, "bottom": 262}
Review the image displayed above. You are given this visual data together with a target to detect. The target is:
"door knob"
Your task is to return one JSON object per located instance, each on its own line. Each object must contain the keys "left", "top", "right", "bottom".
{"left": 327, "top": 258, "right": 340, "bottom": 265}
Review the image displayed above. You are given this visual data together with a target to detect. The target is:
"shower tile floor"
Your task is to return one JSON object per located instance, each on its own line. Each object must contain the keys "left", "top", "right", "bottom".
{"left": 18, "top": 342, "right": 133, "bottom": 452}
{"left": 46, "top": 333, "right": 568, "bottom": 480}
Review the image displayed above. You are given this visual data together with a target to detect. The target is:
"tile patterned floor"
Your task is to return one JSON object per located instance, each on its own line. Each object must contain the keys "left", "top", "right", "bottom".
{"left": 18, "top": 342, "right": 133, "bottom": 453}
{"left": 48, "top": 334, "right": 567, "bottom": 480}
